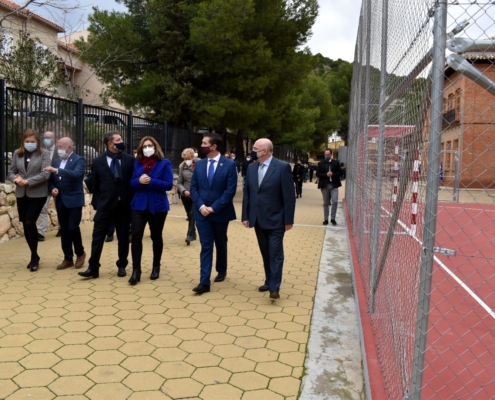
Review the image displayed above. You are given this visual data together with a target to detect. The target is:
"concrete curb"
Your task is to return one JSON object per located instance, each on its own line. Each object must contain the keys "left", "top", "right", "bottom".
{"left": 300, "top": 202, "right": 365, "bottom": 399}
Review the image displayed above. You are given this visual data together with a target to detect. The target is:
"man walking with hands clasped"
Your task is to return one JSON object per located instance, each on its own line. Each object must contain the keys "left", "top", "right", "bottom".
{"left": 317, "top": 148, "right": 342, "bottom": 226}
{"left": 242, "top": 138, "right": 296, "bottom": 299}
{"left": 190, "top": 133, "right": 238, "bottom": 294}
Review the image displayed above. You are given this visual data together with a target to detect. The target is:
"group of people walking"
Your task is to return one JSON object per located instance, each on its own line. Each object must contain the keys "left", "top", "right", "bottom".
{"left": 9, "top": 128, "right": 341, "bottom": 298}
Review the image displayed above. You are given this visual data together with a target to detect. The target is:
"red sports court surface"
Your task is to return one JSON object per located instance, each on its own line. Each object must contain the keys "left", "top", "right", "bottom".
{"left": 348, "top": 201, "right": 495, "bottom": 399}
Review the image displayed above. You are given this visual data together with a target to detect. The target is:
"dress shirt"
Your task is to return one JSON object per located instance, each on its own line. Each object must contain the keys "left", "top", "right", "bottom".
{"left": 206, "top": 153, "right": 221, "bottom": 177}
{"left": 258, "top": 156, "right": 273, "bottom": 184}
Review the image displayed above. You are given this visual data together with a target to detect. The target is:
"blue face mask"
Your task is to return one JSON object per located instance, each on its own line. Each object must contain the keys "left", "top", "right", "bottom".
{"left": 113, "top": 142, "right": 126, "bottom": 152}
{"left": 24, "top": 142, "right": 37, "bottom": 152}
{"left": 43, "top": 138, "right": 52, "bottom": 147}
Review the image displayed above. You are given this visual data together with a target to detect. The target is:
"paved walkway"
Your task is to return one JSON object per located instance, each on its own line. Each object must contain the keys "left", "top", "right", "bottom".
{"left": 0, "top": 180, "right": 361, "bottom": 399}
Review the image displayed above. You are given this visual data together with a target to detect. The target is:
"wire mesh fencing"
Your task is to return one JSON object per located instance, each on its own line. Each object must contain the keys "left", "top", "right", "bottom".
{"left": 346, "top": 1, "right": 495, "bottom": 399}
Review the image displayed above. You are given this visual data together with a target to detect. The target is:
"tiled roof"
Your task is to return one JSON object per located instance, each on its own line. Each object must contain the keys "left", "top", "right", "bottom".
{"left": 0, "top": 0, "right": 65, "bottom": 33}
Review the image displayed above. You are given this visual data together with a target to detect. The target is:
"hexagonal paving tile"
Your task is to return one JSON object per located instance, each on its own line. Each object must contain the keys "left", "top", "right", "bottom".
{"left": 200, "top": 383, "right": 243, "bottom": 400}
{"left": 155, "top": 361, "right": 195, "bottom": 379}
{"left": 52, "top": 359, "right": 94, "bottom": 376}
{"left": 5, "top": 387, "right": 56, "bottom": 400}
{"left": 55, "top": 344, "right": 94, "bottom": 359}
{"left": 121, "top": 356, "right": 160, "bottom": 372}
{"left": 230, "top": 371, "right": 269, "bottom": 391}
{"left": 219, "top": 357, "right": 256, "bottom": 373}
{"left": 211, "top": 344, "right": 246, "bottom": 358}
{"left": 128, "top": 391, "right": 172, "bottom": 400}
{"left": 0, "top": 362, "right": 23, "bottom": 379}
{"left": 0, "top": 379, "right": 18, "bottom": 398}
{"left": 13, "top": 368, "right": 58, "bottom": 387}
{"left": 161, "top": 377, "right": 203, "bottom": 399}
{"left": 268, "top": 376, "right": 302, "bottom": 396}
{"left": 119, "top": 342, "right": 155, "bottom": 356}
{"left": 85, "top": 382, "right": 132, "bottom": 400}
{"left": 255, "top": 361, "right": 293, "bottom": 378}
{"left": 122, "top": 371, "right": 165, "bottom": 391}
{"left": 88, "top": 350, "right": 127, "bottom": 366}
{"left": 191, "top": 366, "right": 232, "bottom": 385}
{"left": 19, "top": 353, "right": 61, "bottom": 369}
{"left": 179, "top": 340, "right": 213, "bottom": 354}
{"left": 88, "top": 337, "right": 125, "bottom": 350}
{"left": 151, "top": 348, "right": 188, "bottom": 362}
{"left": 266, "top": 339, "right": 299, "bottom": 353}
{"left": 241, "top": 389, "right": 284, "bottom": 400}
{"left": 234, "top": 336, "right": 267, "bottom": 349}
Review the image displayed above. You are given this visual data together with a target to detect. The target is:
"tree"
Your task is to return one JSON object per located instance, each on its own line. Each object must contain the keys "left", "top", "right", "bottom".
{"left": 77, "top": 0, "right": 318, "bottom": 132}
{"left": 0, "top": 30, "right": 65, "bottom": 94}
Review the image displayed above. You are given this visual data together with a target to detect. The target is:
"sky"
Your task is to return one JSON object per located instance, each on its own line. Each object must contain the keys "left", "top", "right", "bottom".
{"left": 32, "top": 0, "right": 361, "bottom": 63}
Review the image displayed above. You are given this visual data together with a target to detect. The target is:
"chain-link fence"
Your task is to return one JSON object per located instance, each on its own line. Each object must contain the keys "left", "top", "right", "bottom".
{"left": 346, "top": 1, "right": 495, "bottom": 399}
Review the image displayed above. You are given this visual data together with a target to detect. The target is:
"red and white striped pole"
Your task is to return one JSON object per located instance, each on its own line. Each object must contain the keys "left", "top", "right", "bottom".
{"left": 411, "top": 148, "right": 420, "bottom": 236}
{"left": 393, "top": 139, "right": 399, "bottom": 208}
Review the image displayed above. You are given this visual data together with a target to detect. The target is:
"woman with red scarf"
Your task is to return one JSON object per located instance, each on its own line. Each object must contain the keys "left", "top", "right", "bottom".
{"left": 129, "top": 136, "right": 173, "bottom": 285}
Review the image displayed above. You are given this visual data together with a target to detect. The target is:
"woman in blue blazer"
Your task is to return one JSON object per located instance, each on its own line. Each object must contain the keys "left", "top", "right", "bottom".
{"left": 129, "top": 136, "right": 174, "bottom": 284}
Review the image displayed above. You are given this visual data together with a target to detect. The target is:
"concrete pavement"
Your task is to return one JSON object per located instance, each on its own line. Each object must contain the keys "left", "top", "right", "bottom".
{"left": 0, "top": 179, "right": 363, "bottom": 399}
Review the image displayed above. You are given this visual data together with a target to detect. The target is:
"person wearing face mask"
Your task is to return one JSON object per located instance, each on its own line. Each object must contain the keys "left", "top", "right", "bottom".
{"left": 242, "top": 153, "right": 253, "bottom": 187}
{"left": 7, "top": 129, "right": 51, "bottom": 271}
{"left": 44, "top": 137, "right": 87, "bottom": 270}
{"left": 189, "top": 133, "right": 238, "bottom": 294}
{"left": 242, "top": 138, "right": 296, "bottom": 299}
{"left": 317, "top": 148, "right": 342, "bottom": 226}
{"left": 78, "top": 131, "right": 134, "bottom": 279}
{"left": 127, "top": 136, "right": 173, "bottom": 285}
{"left": 36, "top": 131, "right": 60, "bottom": 241}
{"left": 230, "top": 152, "right": 241, "bottom": 174}
{"left": 177, "top": 148, "right": 198, "bottom": 245}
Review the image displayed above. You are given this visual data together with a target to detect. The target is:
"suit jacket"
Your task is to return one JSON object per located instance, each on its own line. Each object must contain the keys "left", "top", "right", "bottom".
{"left": 7, "top": 149, "right": 51, "bottom": 198}
{"left": 190, "top": 156, "right": 237, "bottom": 223}
{"left": 130, "top": 158, "right": 174, "bottom": 214}
{"left": 242, "top": 157, "right": 296, "bottom": 230}
{"left": 85, "top": 153, "right": 134, "bottom": 211}
{"left": 48, "top": 153, "right": 86, "bottom": 209}
{"left": 316, "top": 159, "right": 342, "bottom": 189}
{"left": 45, "top": 146, "right": 60, "bottom": 164}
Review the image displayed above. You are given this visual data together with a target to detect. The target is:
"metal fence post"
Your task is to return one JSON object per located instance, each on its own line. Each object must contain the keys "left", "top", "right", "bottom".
{"left": 369, "top": 0, "right": 389, "bottom": 312}
{"left": 163, "top": 120, "right": 168, "bottom": 157}
{"left": 127, "top": 111, "right": 133, "bottom": 155}
{"left": 409, "top": 1, "right": 447, "bottom": 398}
{"left": 0, "top": 78, "right": 5, "bottom": 183}
{"left": 358, "top": 0, "right": 373, "bottom": 264}
{"left": 76, "top": 98, "right": 84, "bottom": 156}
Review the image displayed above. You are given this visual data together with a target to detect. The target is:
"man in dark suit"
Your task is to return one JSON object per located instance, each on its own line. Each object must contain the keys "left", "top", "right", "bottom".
{"left": 78, "top": 131, "right": 134, "bottom": 279}
{"left": 190, "top": 133, "right": 238, "bottom": 294}
{"left": 37, "top": 130, "right": 60, "bottom": 241}
{"left": 44, "top": 137, "right": 86, "bottom": 270}
{"left": 242, "top": 138, "right": 296, "bottom": 299}
{"left": 316, "top": 148, "right": 342, "bottom": 226}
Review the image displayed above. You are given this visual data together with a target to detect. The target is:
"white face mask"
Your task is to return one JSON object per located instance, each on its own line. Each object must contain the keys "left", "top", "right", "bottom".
{"left": 185, "top": 160, "right": 193, "bottom": 166}
{"left": 58, "top": 149, "right": 69, "bottom": 159}
{"left": 194, "top": 152, "right": 198, "bottom": 158}
{"left": 246, "top": 157, "right": 251, "bottom": 161}
{"left": 143, "top": 147, "right": 155, "bottom": 157}
{"left": 232, "top": 156, "right": 235, "bottom": 160}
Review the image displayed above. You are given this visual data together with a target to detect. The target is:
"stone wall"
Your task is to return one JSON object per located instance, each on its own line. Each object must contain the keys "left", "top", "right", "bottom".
{"left": 0, "top": 174, "right": 182, "bottom": 243}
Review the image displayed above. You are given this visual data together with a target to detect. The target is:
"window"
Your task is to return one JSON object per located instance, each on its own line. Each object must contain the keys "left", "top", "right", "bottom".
{"left": 0, "top": 33, "right": 13, "bottom": 57}
{"left": 448, "top": 94, "right": 454, "bottom": 111}
{"left": 455, "top": 89, "right": 462, "bottom": 117}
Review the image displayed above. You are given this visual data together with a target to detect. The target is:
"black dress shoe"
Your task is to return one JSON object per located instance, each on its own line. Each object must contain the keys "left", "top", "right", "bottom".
{"left": 78, "top": 268, "right": 99, "bottom": 278}
{"left": 30, "top": 264, "right": 39, "bottom": 272}
{"left": 323, "top": 220, "right": 328, "bottom": 225}
{"left": 331, "top": 219, "right": 337, "bottom": 226}
{"left": 192, "top": 284, "right": 210, "bottom": 294}
{"left": 56, "top": 229, "right": 62, "bottom": 238}
{"left": 37, "top": 233, "right": 45, "bottom": 242}
{"left": 269, "top": 291, "right": 280, "bottom": 299}
{"left": 150, "top": 267, "right": 160, "bottom": 280}
{"left": 214, "top": 273, "right": 226, "bottom": 282}
{"left": 258, "top": 285, "right": 270, "bottom": 292}
{"left": 185, "top": 238, "right": 190, "bottom": 246}
{"left": 105, "top": 235, "right": 114, "bottom": 242}
{"left": 128, "top": 269, "right": 141, "bottom": 285}
{"left": 117, "top": 267, "right": 127, "bottom": 277}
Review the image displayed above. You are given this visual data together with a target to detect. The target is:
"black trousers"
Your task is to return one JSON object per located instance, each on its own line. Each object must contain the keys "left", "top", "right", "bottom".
{"left": 88, "top": 201, "right": 131, "bottom": 269}
{"left": 57, "top": 204, "right": 84, "bottom": 261}
{"left": 131, "top": 210, "right": 167, "bottom": 269}
{"left": 254, "top": 223, "right": 286, "bottom": 293}
{"left": 181, "top": 196, "right": 196, "bottom": 240}
{"left": 17, "top": 195, "right": 46, "bottom": 264}
{"left": 295, "top": 180, "right": 303, "bottom": 196}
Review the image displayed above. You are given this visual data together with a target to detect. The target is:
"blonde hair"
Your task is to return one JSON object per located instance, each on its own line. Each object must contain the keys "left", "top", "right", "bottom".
{"left": 181, "top": 148, "right": 195, "bottom": 159}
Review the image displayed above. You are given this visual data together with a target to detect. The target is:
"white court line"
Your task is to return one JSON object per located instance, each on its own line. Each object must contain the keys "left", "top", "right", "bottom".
{"left": 380, "top": 206, "right": 495, "bottom": 320}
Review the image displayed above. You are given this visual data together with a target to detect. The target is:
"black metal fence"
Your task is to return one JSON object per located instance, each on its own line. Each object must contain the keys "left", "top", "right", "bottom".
{"left": 0, "top": 82, "right": 307, "bottom": 181}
